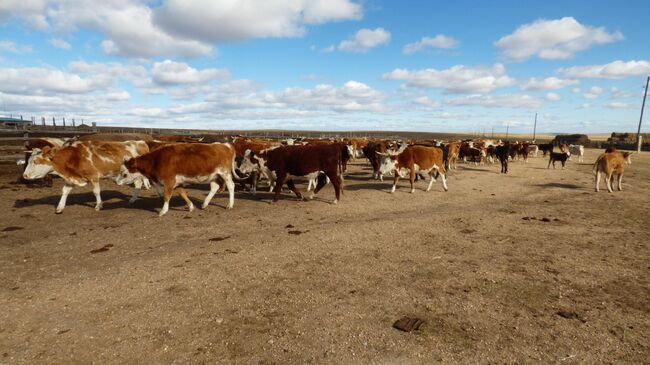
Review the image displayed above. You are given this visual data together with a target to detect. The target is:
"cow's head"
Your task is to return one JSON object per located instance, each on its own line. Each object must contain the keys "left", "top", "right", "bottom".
{"left": 376, "top": 144, "right": 406, "bottom": 176}
{"left": 22, "top": 147, "right": 56, "bottom": 180}
{"left": 116, "top": 157, "right": 143, "bottom": 186}
{"left": 239, "top": 149, "right": 262, "bottom": 174}
{"left": 623, "top": 152, "right": 632, "bottom": 164}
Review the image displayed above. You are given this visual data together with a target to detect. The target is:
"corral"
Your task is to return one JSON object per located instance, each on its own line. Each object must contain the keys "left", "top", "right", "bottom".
{"left": 1, "top": 147, "right": 649, "bottom": 364}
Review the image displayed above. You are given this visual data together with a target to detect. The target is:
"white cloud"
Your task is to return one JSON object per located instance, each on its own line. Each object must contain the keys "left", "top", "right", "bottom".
{"left": 495, "top": 17, "right": 623, "bottom": 61}
{"left": 0, "top": 40, "right": 32, "bottom": 54}
{"left": 0, "top": 0, "right": 49, "bottom": 30}
{"left": 338, "top": 27, "right": 391, "bottom": 53}
{"left": 604, "top": 101, "right": 633, "bottom": 109}
{"left": 583, "top": 86, "right": 603, "bottom": 99}
{"left": 49, "top": 38, "right": 71, "bottom": 50}
{"left": 413, "top": 96, "right": 440, "bottom": 108}
{"left": 545, "top": 92, "right": 561, "bottom": 101}
{"left": 558, "top": 60, "right": 650, "bottom": 79}
{"left": 520, "top": 77, "right": 578, "bottom": 91}
{"left": 151, "top": 60, "right": 228, "bottom": 86}
{"left": 154, "top": 0, "right": 362, "bottom": 43}
{"left": 106, "top": 90, "right": 130, "bottom": 101}
{"left": 383, "top": 64, "right": 515, "bottom": 93}
{"left": 403, "top": 35, "right": 459, "bottom": 54}
{"left": 0, "top": 67, "right": 111, "bottom": 95}
{"left": 447, "top": 94, "right": 542, "bottom": 109}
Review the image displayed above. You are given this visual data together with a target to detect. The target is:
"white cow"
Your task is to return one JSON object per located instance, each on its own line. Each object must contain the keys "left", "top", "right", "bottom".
{"left": 568, "top": 144, "right": 585, "bottom": 163}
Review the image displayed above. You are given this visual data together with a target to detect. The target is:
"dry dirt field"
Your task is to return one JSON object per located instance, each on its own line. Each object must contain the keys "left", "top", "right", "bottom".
{"left": 1, "top": 148, "right": 649, "bottom": 364}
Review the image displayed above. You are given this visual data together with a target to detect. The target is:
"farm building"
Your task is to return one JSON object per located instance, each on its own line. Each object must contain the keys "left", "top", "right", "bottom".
{"left": 0, "top": 116, "right": 33, "bottom": 130}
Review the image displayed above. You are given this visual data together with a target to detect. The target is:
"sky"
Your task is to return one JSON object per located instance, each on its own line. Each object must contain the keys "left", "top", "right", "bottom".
{"left": 1, "top": 0, "right": 649, "bottom": 133}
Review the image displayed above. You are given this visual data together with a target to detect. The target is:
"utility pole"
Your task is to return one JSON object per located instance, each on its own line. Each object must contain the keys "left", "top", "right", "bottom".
{"left": 636, "top": 76, "right": 649, "bottom": 153}
{"left": 533, "top": 113, "right": 537, "bottom": 142}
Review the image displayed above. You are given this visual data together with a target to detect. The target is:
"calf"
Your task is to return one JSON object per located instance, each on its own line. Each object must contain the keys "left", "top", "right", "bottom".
{"left": 548, "top": 151, "right": 570, "bottom": 169}
{"left": 593, "top": 150, "right": 632, "bottom": 192}
{"left": 378, "top": 145, "right": 448, "bottom": 193}
{"left": 495, "top": 144, "right": 510, "bottom": 173}
{"left": 239, "top": 144, "right": 344, "bottom": 203}
{"left": 568, "top": 144, "right": 585, "bottom": 163}
{"left": 538, "top": 143, "right": 553, "bottom": 157}
{"left": 117, "top": 143, "right": 240, "bottom": 216}
{"left": 22, "top": 140, "right": 149, "bottom": 213}
{"left": 446, "top": 142, "right": 461, "bottom": 170}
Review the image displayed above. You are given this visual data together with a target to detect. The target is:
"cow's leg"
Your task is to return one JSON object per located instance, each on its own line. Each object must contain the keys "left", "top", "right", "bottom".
{"left": 250, "top": 171, "right": 258, "bottom": 195}
{"left": 224, "top": 174, "right": 235, "bottom": 209}
{"left": 440, "top": 172, "right": 448, "bottom": 191}
{"left": 285, "top": 179, "right": 303, "bottom": 200}
{"left": 606, "top": 173, "right": 613, "bottom": 193}
{"left": 307, "top": 177, "right": 315, "bottom": 192}
{"left": 273, "top": 173, "right": 287, "bottom": 202}
{"left": 391, "top": 172, "right": 399, "bottom": 193}
{"left": 617, "top": 174, "right": 623, "bottom": 191}
{"left": 409, "top": 169, "right": 416, "bottom": 193}
{"left": 175, "top": 187, "right": 194, "bottom": 212}
{"left": 91, "top": 181, "right": 103, "bottom": 211}
{"left": 55, "top": 183, "right": 74, "bottom": 214}
{"left": 202, "top": 181, "right": 219, "bottom": 209}
{"left": 159, "top": 184, "right": 174, "bottom": 216}
{"left": 154, "top": 183, "right": 164, "bottom": 197}
{"left": 426, "top": 171, "right": 436, "bottom": 192}
{"left": 595, "top": 171, "right": 601, "bottom": 192}
{"left": 323, "top": 170, "right": 341, "bottom": 204}
{"left": 129, "top": 179, "right": 143, "bottom": 204}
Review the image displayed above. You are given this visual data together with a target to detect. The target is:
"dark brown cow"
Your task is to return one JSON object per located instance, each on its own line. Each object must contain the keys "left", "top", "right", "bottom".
{"left": 239, "top": 144, "right": 344, "bottom": 203}
{"left": 363, "top": 140, "right": 389, "bottom": 180}
{"left": 378, "top": 145, "right": 448, "bottom": 193}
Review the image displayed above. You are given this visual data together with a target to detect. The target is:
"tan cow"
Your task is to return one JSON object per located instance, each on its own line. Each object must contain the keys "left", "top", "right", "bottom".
{"left": 116, "top": 143, "right": 240, "bottom": 216}
{"left": 22, "top": 140, "right": 150, "bottom": 213}
{"left": 593, "top": 149, "right": 632, "bottom": 192}
{"left": 378, "top": 145, "right": 448, "bottom": 193}
{"left": 446, "top": 142, "right": 461, "bottom": 169}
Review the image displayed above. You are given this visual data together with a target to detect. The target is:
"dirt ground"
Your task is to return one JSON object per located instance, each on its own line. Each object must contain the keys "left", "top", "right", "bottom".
{"left": 0, "top": 148, "right": 649, "bottom": 364}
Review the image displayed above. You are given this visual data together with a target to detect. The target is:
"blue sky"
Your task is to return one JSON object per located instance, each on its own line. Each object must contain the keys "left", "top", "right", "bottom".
{"left": 1, "top": 0, "right": 649, "bottom": 133}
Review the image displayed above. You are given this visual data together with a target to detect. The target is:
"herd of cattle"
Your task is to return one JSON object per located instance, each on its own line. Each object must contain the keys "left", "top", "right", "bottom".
{"left": 19, "top": 134, "right": 632, "bottom": 216}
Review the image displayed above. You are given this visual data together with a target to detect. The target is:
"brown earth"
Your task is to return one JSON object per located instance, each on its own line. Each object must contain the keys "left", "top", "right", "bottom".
{"left": 0, "top": 148, "right": 649, "bottom": 364}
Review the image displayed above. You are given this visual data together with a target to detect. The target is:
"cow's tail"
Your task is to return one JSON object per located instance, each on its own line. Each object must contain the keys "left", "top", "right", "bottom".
{"left": 592, "top": 154, "right": 602, "bottom": 176}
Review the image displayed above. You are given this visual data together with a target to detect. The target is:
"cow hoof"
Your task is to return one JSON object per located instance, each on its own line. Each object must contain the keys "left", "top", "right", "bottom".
{"left": 332, "top": 199, "right": 338, "bottom": 205}
{"left": 55, "top": 209, "right": 63, "bottom": 214}
{"left": 201, "top": 203, "right": 209, "bottom": 209}
{"left": 188, "top": 204, "right": 194, "bottom": 213}
{"left": 94, "top": 203, "right": 103, "bottom": 211}
{"left": 226, "top": 205, "right": 234, "bottom": 210}
{"left": 410, "top": 189, "right": 415, "bottom": 194}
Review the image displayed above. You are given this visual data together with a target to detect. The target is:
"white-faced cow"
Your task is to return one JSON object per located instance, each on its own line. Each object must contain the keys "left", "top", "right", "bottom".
{"left": 378, "top": 145, "right": 448, "bottom": 193}
{"left": 117, "top": 142, "right": 240, "bottom": 216}
{"left": 568, "top": 144, "right": 585, "bottom": 163}
{"left": 22, "top": 140, "right": 150, "bottom": 213}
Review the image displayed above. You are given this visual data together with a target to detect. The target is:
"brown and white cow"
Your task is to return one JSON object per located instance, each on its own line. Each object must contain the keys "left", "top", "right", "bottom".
{"left": 239, "top": 143, "right": 344, "bottom": 204}
{"left": 22, "top": 140, "right": 150, "bottom": 213}
{"left": 593, "top": 149, "right": 632, "bottom": 192}
{"left": 116, "top": 143, "right": 240, "bottom": 216}
{"left": 378, "top": 145, "right": 448, "bottom": 193}
{"left": 446, "top": 142, "right": 461, "bottom": 170}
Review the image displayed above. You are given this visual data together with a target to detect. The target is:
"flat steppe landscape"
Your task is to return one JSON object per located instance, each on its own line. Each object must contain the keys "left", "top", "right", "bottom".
{"left": 1, "top": 148, "right": 649, "bottom": 364}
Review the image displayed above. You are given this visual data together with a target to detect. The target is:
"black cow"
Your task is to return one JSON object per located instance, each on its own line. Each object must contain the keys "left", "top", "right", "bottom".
{"left": 495, "top": 144, "right": 510, "bottom": 174}
{"left": 548, "top": 152, "right": 570, "bottom": 169}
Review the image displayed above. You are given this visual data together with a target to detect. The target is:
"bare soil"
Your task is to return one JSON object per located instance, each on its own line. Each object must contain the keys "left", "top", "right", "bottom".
{"left": 1, "top": 149, "right": 649, "bottom": 364}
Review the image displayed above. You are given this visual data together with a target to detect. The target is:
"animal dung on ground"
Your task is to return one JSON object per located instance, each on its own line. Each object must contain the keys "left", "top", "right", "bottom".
{"left": 2, "top": 226, "right": 24, "bottom": 232}
{"left": 209, "top": 236, "right": 231, "bottom": 242}
{"left": 90, "top": 244, "right": 114, "bottom": 254}
{"left": 285, "top": 224, "right": 295, "bottom": 228}
{"left": 288, "top": 230, "right": 305, "bottom": 235}
{"left": 393, "top": 317, "right": 425, "bottom": 332}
